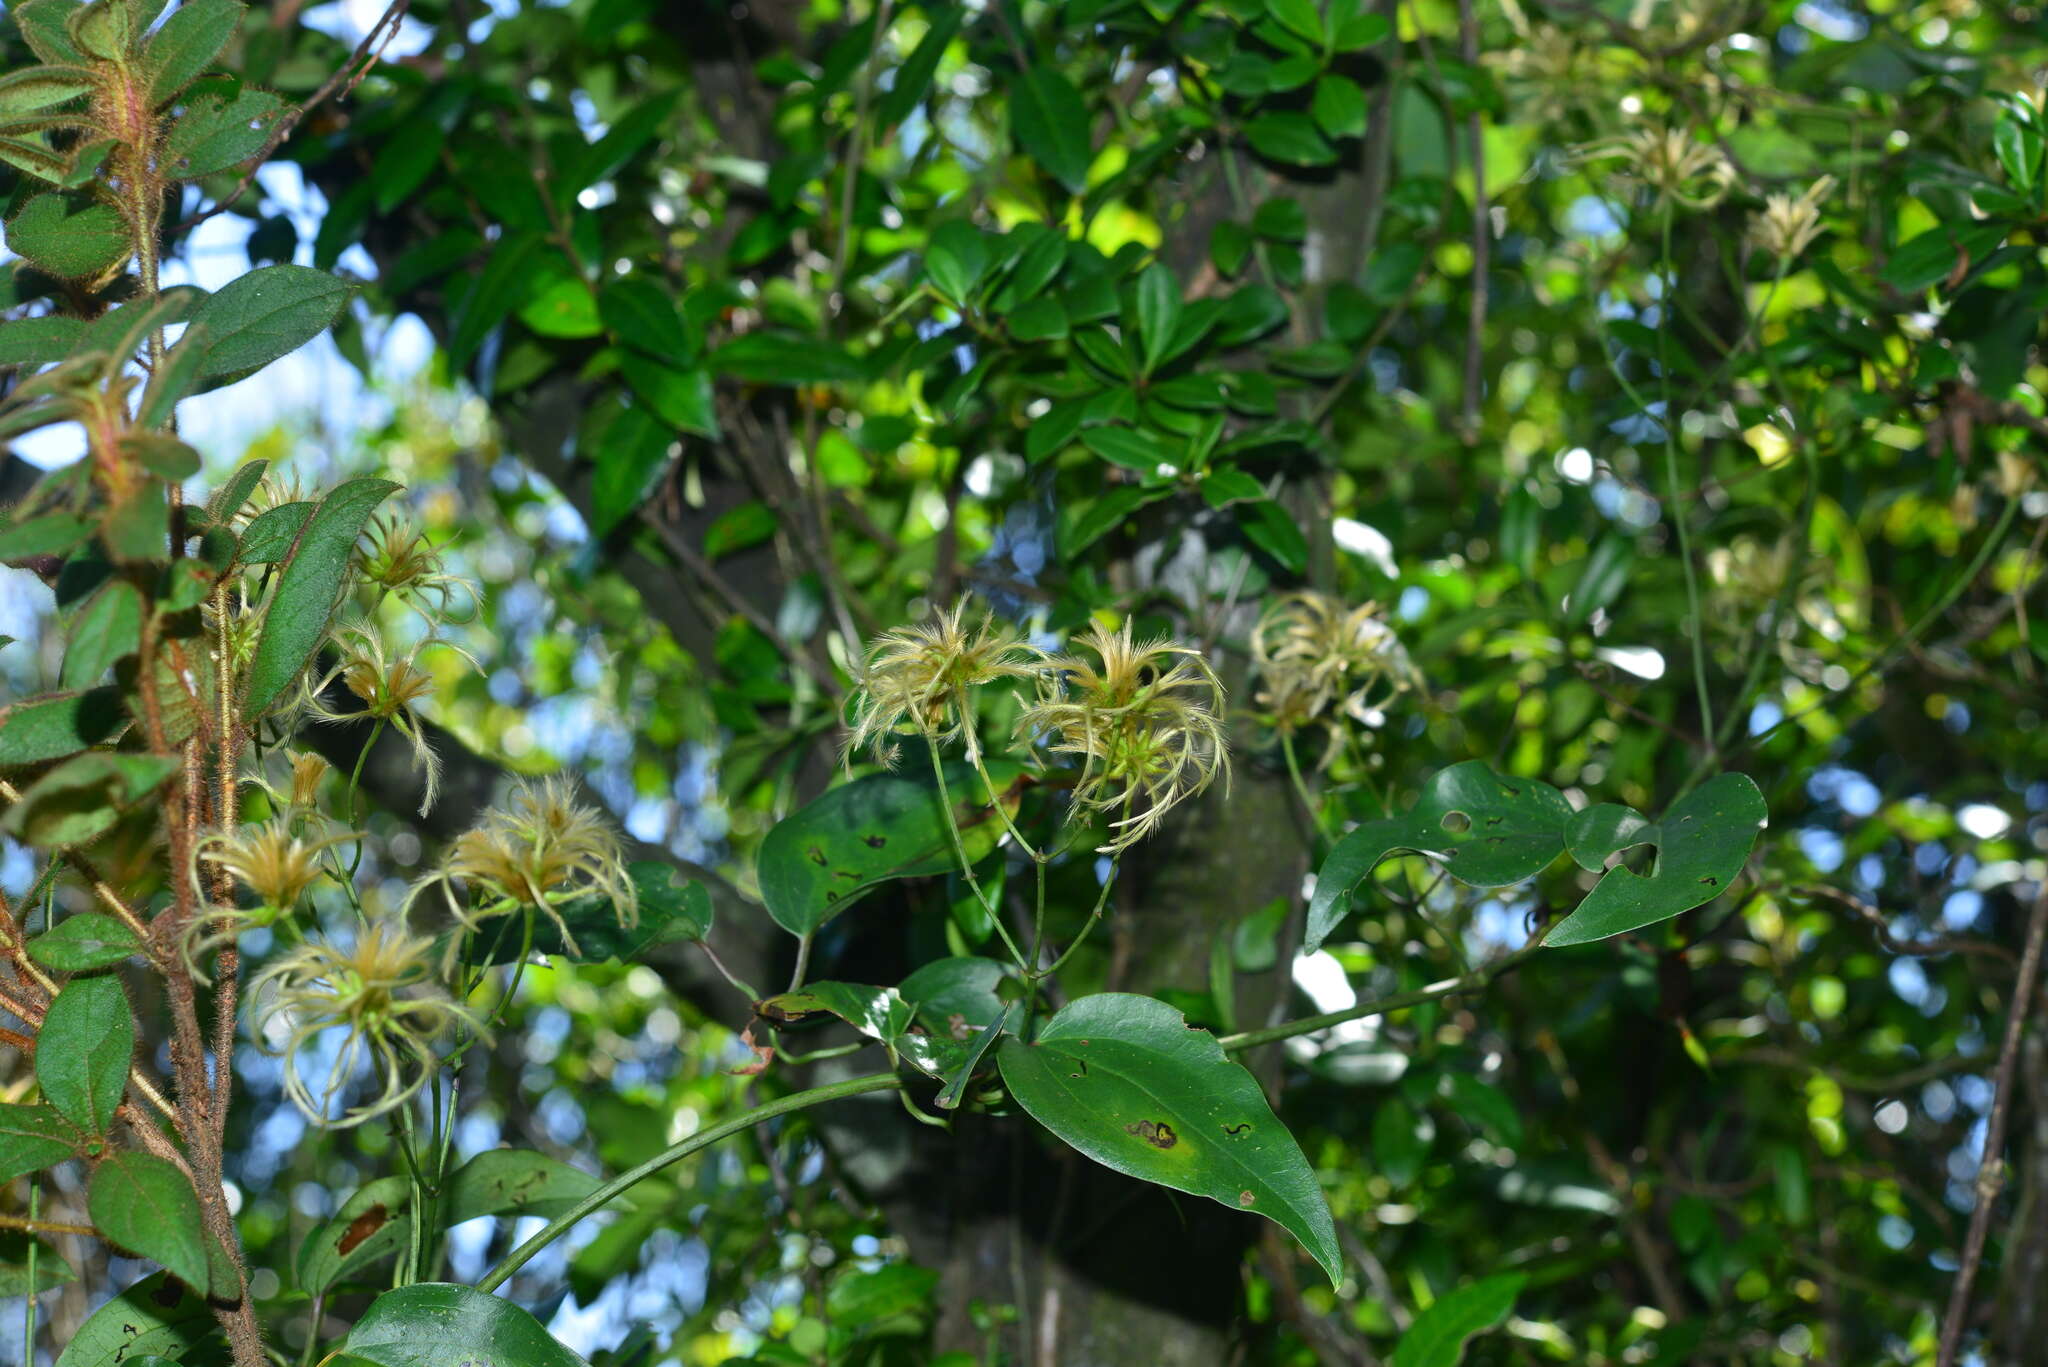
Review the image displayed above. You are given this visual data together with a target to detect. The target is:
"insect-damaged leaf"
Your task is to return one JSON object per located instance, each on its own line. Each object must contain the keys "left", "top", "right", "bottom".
{"left": 998, "top": 992, "right": 1342, "bottom": 1285}
{"left": 1544, "top": 773, "right": 1768, "bottom": 946}
{"left": 753, "top": 980, "right": 970, "bottom": 1079}
{"left": 297, "top": 1176, "right": 410, "bottom": 1296}
{"left": 53, "top": 1269, "right": 216, "bottom": 1367}
{"left": 445, "top": 1148, "right": 602, "bottom": 1223}
{"left": 1305, "top": 761, "right": 1571, "bottom": 953}
{"left": 757, "top": 761, "right": 1027, "bottom": 937}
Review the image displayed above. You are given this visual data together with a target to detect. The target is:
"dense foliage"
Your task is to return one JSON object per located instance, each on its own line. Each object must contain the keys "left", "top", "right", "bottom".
{"left": 0, "top": 0, "right": 2045, "bottom": 1364}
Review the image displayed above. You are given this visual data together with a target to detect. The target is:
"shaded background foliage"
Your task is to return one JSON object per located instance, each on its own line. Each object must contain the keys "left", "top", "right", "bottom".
{"left": 4, "top": 0, "right": 2048, "bottom": 1363}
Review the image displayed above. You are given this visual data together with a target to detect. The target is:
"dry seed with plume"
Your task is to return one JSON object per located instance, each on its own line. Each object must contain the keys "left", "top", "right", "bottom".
{"left": 846, "top": 600, "right": 1035, "bottom": 765}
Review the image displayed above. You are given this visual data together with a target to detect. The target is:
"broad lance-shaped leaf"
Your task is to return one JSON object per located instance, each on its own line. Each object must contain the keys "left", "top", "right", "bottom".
{"left": 1305, "top": 762, "right": 1571, "bottom": 953}
{"left": 998, "top": 993, "right": 1343, "bottom": 1285}
{"left": 339, "top": 1283, "right": 589, "bottom": 1367}
{"left": 28, "top": 911, "right": 144, "bottom": 971}
{"left": 1544, "top": 774, "right": 1768, "bottom": 946}
{"left": 87, "top": 1152, "right": 209, "bottom": 1290}
{"left": 1388, "top": 1273, "right": 1527, "bottom": 1367}
{"left": 757, "top": 760, "right": 1027, "bottom": 937}
{"left": 241, "top": 476, "right": 398, "bottom": 716}
{"left": 190, "top": 263, "right": 352, "bottom": 382}
{"left": 36, "top": 975, "right": 133, "bottom": 1136}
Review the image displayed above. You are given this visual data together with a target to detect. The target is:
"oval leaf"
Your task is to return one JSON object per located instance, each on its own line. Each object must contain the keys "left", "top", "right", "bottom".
{"left": 297, "top": 1175, "right": 411, "bottom": 1296}
{"left": 53, "top": 1269, "right": 215, "bottom": 1367}
{"left": 28, "top": 911, "right": 143, "bottom": 971}
{"left": 190, "top": 264, "right": 352, "bottom": 382}
{"left": 0, "top": 1102, "right": 83, "bottom": 1180}
{"left": 36, "top": 974, "right": 132, "bottom": 1136}
{"left": 88, "top": 1152, "right": 209, "bottom": 1290}
{"left": 339, "top": 1282, "right": 590, "bottom": 1366}
{"left": 998, "top": 992, "right": 1342, "bottom": 1285}
{"left": 1389, "top": 1273, "right": 1527, "bottom": 1367}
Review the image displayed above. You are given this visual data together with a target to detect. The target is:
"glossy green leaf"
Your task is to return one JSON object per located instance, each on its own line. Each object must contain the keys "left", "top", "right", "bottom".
{"left": 53, "top": 1269, "right": 216, "bottom": 1367}
{"left": 1245, "top": 112, "right": 1336, "bottom": 166}
{"left": 1007, "top": 294, "right": 1067, "bottom": 341}
{"left": 1010, "top": 66, "right": 1092, "bottom": 193}
{"left": 0, "top": 1103, "right": 83, "bottom": 1180}
{"left": 191, "top": 264, "right": 352, "bottom": 381}
{"left": 999, "top": 993, "right": 1342, "bottom": 1284}
{"left": 5, "top": 192, "right": 130, "bottom": 279}
{"left": 621, "top": 354, "right": 719, "bottom": 438}
{"left": 703, "top": 500, "right": 777, "bottom": 560}
{"left": 1305, "top": 762, "right": 1571, "bottom": 953}
{"left": 757, "top": 760, "right": 1026, "bottom": 936}
{"left": 899, "top": 955, "right": 1009, "bottom": 1033}
{"left": 0, "top": 687, "right": 124, "bottom": 765}
{"left": 448, "top": 232, "right": 543, "bottom": 374}
{"left": 756, "top": 980, "right": 966, "bottom": 1078}
{"left": 461, "top": 861, "right": 711, "bottom": 967}
{"left": 0, "top": 1233, "right": 74, "bottom": 1296}
{"left": 28, "top": 912, "right": 144, "bottom": 971}
{"left": 297, "top": 1175, "right": 410, "bottom": 1296}
{"left": 1239, "top": 498, "right": 1309, "bottom": 573}
{"left": 1312, "top": 73, "right": 1368, "bottom": 139}
{"left": 709, "top": 332, "right": 867, "bottom": 385}
{"left": 926, "top": 220, "right": 990, "bottom": 303}
{"left": 143, "top": 0, "right": 244, "bottom": 104}
{"left": 875, "top": 6, "right": 962, "bottom": 131}
{"left": 828, "top": 1264, "right": 939, "bottom": 1326}
{"left": 517, "top": 276, "right": 602, "bottom": 338}
{"left": 37, "top": 975, "right": 132, "bottom": 1136}
{"left": 591, "top": 401, "right": 671, "bottom": 535}
{"left": 242, "top": 476, "right": 399, "bottom": 716}
{"left": 162, "top": 86, "right": 284, "bottom": 178}
{"left": 446, "top": 1148, "right": 602, "bottom": 1223}
{"left": 936, "top": 1001, "right": 1009, "bottom": 1109}
{"left": 1544, "top": 774, "right": 1768, "bottom": 946}
{"left": 339, "top": 1282, "right": 590, "bottom": 1366}
{"left": 88, "top": 1152, "right": 209, "bottom": 1290}
{"left": 1135, "top": 263, "right": 1181, "bottom": 375}
{"left": 599, "top": 275, "right": 699, "bottom": 366}
{"left": 1389, "top": 1273, "right": 1527, "bottom": 1367}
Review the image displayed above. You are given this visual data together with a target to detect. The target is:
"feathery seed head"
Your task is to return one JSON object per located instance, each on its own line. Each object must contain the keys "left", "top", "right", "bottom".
{"left": 1746, "top": 176, "right": 1836, "bottom": 260}
{"left": 846, "top": 601, "right": 1034, "bottom": 765}
{"left": 1575, "top": 123, "right": 1735, "bottom": 211}
{"left": 1252, "top": 592, "right": 1413, "bottom": 740}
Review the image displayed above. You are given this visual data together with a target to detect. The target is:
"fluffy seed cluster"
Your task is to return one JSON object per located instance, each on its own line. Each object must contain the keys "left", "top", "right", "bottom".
{"left": 357, "top": 513, "right": 477, "bottom": 625}
{"left": 1017, "top": 618, "right": 1230, "bottom": 851}
{"left": 1746, "top": 176, "right": 1836, "bottom": 260}
{"left": 845, "top": 601, "right": 1034, "bottom": 765}
{"left": 303, "top": 627, "right": 467, "bottom": 815}
{"left": 183, "top": 818, "right": 356, "bottom": 977}
{"left": 1575, "top": 124, "right": 1735, "bottom": 211}
{"left": 417, "top": 777, "right": 637, "bottom": 960}
{"left": 251, "top": 920, "right": 480, "bottom": 1127}
{"left": 1252, "top": 592, "right": 1414, "bottom": 748}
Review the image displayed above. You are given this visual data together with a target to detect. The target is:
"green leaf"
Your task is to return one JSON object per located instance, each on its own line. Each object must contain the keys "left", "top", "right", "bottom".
{"left": 37, "top": 974, "right": 133, "bottom": 1136}
{"left": 1312, "top": 73, "right": 1368, "bottom": 139}
{"left": 0, "top": 1233, "right": 74, "bottom": 1296}
{"left": 136, "top": 322, "right": 212, "bottom": 429}
{"left": 446, "top": 1149, "right": 602, "bottom": 1223}
{"left": 242, "top": 477, "right": 400, "bottom": 716}
{"left": 297, "top": 1175, "right": 411, "bottom": 1296}
{"left": 599, "top": 276, "right": 699, "bottom": 366}
{"left": 28, "top": 912, "right": 144, "bottom": 971}
{"left": 1, "top": 752, "right": 180, "bottom": 848}
{"left": 12, "top": 0, "right": 87, "bottom": 65}
{"left": 998, "top": 993, "right": 1342, "bottom": 1284}
{"left": 1007, "top": 293, "right": 1067, "bottom": 341}
{"left": 1238, "top": 498, "right": 1308, "bottom": 573}
{"left": 67, "top": 0, "right": 133, "bottom": 62}
{"left": 0, "top": 688, "right": 124, "bottom": 766}
{"left": 621, "top": 354, "right": 719, "bottom": 438}
{"left": 162, "top": 86, "right": 284, "bottom": 178}
{"left": 828, "top": 1264, "right": 940, "bottom": 1326}
{"left": 461, "top": 861, "right": 711, "bottom": 967}
{"left": 0, "top": 314, "right": 86, "bottom": 367}
{"left": 1245, "top": 112, "right": 1336, "bottom": 166}
{"left": 709, "top": 332, "right": 868, "bottom": 385}
{"left": 206, "top": 457, "right": 269, "bottom": 521}
{"left": 1883, "top": 222, "right": 2004, "bottom": 294}
{"left": 5, "top": 192, "right": 130, "bottom": 279}
{"left": 53, "top": 1269, "right": 216, "bottom": 1367}
{"left": 1543, "top": 774, "right": 1768, "bottom": 946}
{"left": 591, "top": 401, "right": 671, "bottom": 535}
{"left": 1134, "top": 263, "right": 1182, "bottom": 376}
{"left": 0, "top": 1103, "right": 83, "bottom": 1180}
{"left": 191, "top": 264, "right": 352, "bottom": 381}
{"left": 936, "top": 1001, "right": 1009, "bottom": 1109}
{"left": 0, "top": 509, "right": 93, "bottom": 558}
{"left": 1388, "top": 1274, "right": 1527, "bottom": 1367}
{"left": 757, "top": 761, "right": 1026, "bottom": 937}
{"left": 1201, "top": 465, "right": 1264, "bottom": 508}
{"left": 703, "top": 500, "right": 778, "bottom": 560}
{"left": 447, "top": 233, "right": 545, "bottom": 375}
{"left": 236, "top": 500, "right": 313, "bottom": 566}
{"left": 899, "top": 955, "right": 1009, "bottom": 1033}
{"left": 1563, "top": 531, "right": 1634, "bottom": 625}
{"left": 339, "top": 1283, "right": 590, "bottom": 1366}
{"left": 1010, "top": 66, "right": 1092, "bottom": 193}
{"left": 60, "top": 581, "right": 143, "bottom": 689}
{"left": 926, "top": 220, "right": 991, "bottom": 303}
{"left": 517, "top": 275, "right": 602, "bottom": 338}
{"left": 0, "top": 66, "right": 95, "bottom": 116}
{"left": 88, "top": 1153, "right": 209, "bottom": 1290}
{"left": 143, "top": 0, "right": 244, "bottom": 105}
{"left": 876, "top": 7, "right": 962, "bottom": 130}
{"left": 1305, "top": 762, "right": 1571, "bottom": 953}
{"left": 571, "top": 90, "right": 677, "bottom": 193}
{"left": 1330, "top": 1, "right": 1391, "bottom": 48}
{"left": 1265, "top": 0, "right": 1324, "bottom": 45}
{"left": 1082, "top": 424, "right": 1172, "bottom": 473}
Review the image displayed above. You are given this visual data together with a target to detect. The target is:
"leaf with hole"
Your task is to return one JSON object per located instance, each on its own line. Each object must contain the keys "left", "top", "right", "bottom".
{"left": 338, "top": 1282, "right": 590, "bottom": 1366}
{"left": 757, "top": 761, "right": 1026, "bottom": 937}
{"left": 88, "top": 1153, "right": 209, "bottom": 1290}
{"left": 1389, "top": 1273, "right": 1527, "bottom": 1367}
{"left": 1304, "top": 762, "right": 1571, "bottom": 953}
{"left": 28, "top": 912, "right": 143, "bottom": 971}
{"left": 998, "top": 993, "right": 1342, "bottom": 1284}
{"left": 242, "top": 477, "right": 399, "bottom": 716}
{"left": 1543, "top": 774, "right": 1768, "bottom": 946}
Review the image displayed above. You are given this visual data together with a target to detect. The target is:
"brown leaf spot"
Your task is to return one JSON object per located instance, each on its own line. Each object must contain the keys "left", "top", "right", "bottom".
{"left": 1125, "top": 1120, "right": 1178, "bottom": 1149}
{"left": 1238, "top": 1190, "right": 1256, "bottom": 1207}
{"left": 337, "top": 1203, "right": 389, "bottom": 1255}
{"left": 1223, "top": 1123, "right": 1251, "bottom": 1137}
{"left": 806, "top": 846, "right": 827, "bottom": 866}
{"left": 863, "top": 834, "right": 887, "bottom": 848}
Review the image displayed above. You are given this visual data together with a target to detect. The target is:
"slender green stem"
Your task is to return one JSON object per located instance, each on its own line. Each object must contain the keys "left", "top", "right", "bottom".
{"left": 970, "top": 748, "right": 1039, "bottom": 860}
{"left": 1280, "top": 732, "right": 1329, "bottom": 842}
{"left": 475, "top": 1071, "right": 905, "bottom": 1293}
{"left": 23, "top": 1180, "right": 36, "bottom": 1356}
{"left": 787, "top": 931, "right": 814, "bottom": 994}
{"left": 927, "top": 744, "right": 1030, "bottom": 972}
{"left": 1654, "top": 205, "right": 1717, "bottom": 755}
{"left": 1033, "top": 851, "right": 1122, "bottom": 983}
{"left": 1217, "top": 934, "right": 1549, "bottom": 1052}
